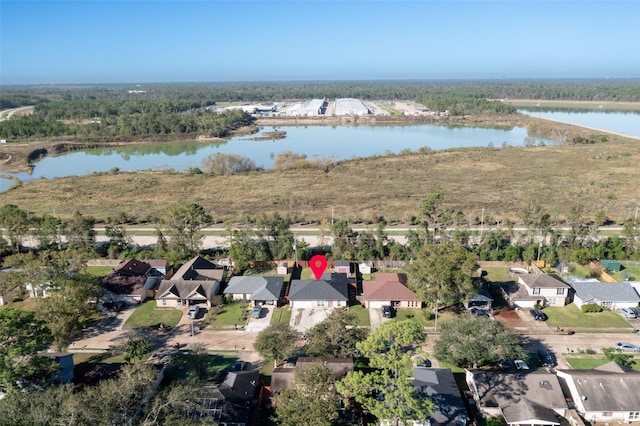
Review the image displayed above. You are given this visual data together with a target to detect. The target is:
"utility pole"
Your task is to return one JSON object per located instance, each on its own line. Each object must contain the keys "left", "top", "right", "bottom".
{"left": 480, "top": 207, "right": 485, "bottom": 239}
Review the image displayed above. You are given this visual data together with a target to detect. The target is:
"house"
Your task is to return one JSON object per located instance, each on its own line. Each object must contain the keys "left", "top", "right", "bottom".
{"left": 271, "top": 357, "right": 353, "bottom": 399}
{"left": 565, "top": 278, "right": 640, "bottom": 309}
{"left": 362, "top": 272, "right": 422, "bottom": 309}
{"left": 334, "top": 260, "right": 351, "bottom": 275}
{"left": 26, "top": 281, "right": 55, "bottom": 298}
{"left": 390, "top": 367, "right": 469, "bottom": 426}
{"left": 513, "top": 273, "right": 572, "bottom": 307}
{"left": 205, "top": 368, "right": 260, "bottom": 425}
{"left": 144, "top": 259, "right": 169, "bottom": 276}
{"left": 288, "top": 272, "right": 349, "bottom": 309}
{"left": 224, "top": 276, "right": 284, "bottom": 305}
{"left": 466, "top": 369, "right": 568, "bottom": 426}
{"left": 358, "top": 261, "right": 374, "bottom": 275}
{"left": 155, "top": 279, "right": 220, "bottom": 308}
{"left": 465, "top": 290, "right": 494, "bottom": 311}
{"left": 556, "top": 361, "right": 640, "bottom": 423}
{"left": 113, "top": 258, "right": 152, "bottom": 277}
{"left": 171, "top": 256, "right": 224, "bottom": 282}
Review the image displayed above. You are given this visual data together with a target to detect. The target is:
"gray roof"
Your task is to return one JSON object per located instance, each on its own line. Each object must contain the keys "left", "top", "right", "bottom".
{"left": 469, "top": 370, "right": 566, "bottom": 425}
{"left": 172, "top": 256, "right": 224, "bottom": 281}
{"left": 414, "top": 368, "right": 468, "bottom": 426}
{"left": 224, "top": 276, "right": 284, "bottom": 301}
{"left": 557, "top": 362, "right": 640, "bottom": 412}
{"left": 288, "top": 272, "right": 349, "bottom": 301}
{"left": 519, "top": 274, "right": 571, "bottom": 289}
{"left": 156, "top": 280, "right": 218, "bottom": 301}
{"left": 570, "top": 281, "right": 640, "bottom": 304}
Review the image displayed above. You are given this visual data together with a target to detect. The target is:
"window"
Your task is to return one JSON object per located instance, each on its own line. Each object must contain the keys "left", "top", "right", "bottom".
{"left": 336, "top": 301, "right": 342, "bottom": 307}
{"left": 317, "top": 300, "right": 325, "bottom": 307}
{"left": 629, "top": 412, "right": 640, "bottom": 421}
{"left": 533, "top": 288, "right": 541, "bottom": 295}
{"left": 557, "top": 288, "right": 565, "bottom": 295}
{"left": 162, "top": 299, "right": 167, "bottom": 306}
{"left": 602, "top": 412, "right": 612, "bottom": 417}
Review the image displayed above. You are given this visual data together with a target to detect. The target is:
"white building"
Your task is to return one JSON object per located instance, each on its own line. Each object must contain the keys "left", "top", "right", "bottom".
{"left": 334, "top": 98, "right": 370, "bottom": 116}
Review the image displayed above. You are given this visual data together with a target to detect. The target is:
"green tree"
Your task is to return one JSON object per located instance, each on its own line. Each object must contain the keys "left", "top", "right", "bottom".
{"left": 62, "top": 210, "right": 96, "bottom": 250}
{"left": 31, "top": 214, "right": 61, "bottom": 250}
{"left": 0, "top": 204, "right": 29, "bottom": 251}
{"left": 434, "top": 315, "right": 525, "bottom": 368}
{"left": 304, "top": 310, "right": 368, "bottom": 358}
{"left": 254, "top": 323, "right": 299, "bottom": 368}
{"left": 105, "top": 225, "right": 132, "bottom": 259}
{"left": 406, "top": 243, "right": 479, "bottom": 307}
{"left": 419, "top": 192, "right": 444, "bottom": 243}
{"left": 0, "top": 308, "right": 57, "bottom": 391}
{"left": 162, "top": 203, "right": 212, "bottom": 259}
{"left": 337, "top": 320, "right": 432, "bottom": 426}
{"left": 121, "top": 330, "right": 153, "bottom": 363}
{"left": 331, "top": 219, "right": 357, "bottom": 259}
{"left": 254, "top": 212, "right": 295, "bottom": 260}
{"left": 273, "top": 362, "right": 340, "bottom": 426}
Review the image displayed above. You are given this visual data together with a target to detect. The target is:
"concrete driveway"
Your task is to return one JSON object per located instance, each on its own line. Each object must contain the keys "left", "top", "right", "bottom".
{"left": 290, "top": 308, "right": 332, "bottom": 332}
{"left": 368, "top": 307, "right": 388, "bottom": 329}
{"left": 245, "top": 305, "right": 273, "bottom": 332}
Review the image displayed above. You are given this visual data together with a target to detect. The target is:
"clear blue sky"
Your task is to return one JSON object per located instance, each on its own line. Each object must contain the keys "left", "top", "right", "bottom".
{"left": 1, "top": 0, "right": 638, "bottom": 85}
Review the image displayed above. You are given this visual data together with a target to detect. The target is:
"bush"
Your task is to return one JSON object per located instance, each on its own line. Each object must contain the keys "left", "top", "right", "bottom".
{"left": 581, "top": 304, "right": 603, "bottom": 313}
{"left": 585, "top": 348, "right": 597, "bottom": 355}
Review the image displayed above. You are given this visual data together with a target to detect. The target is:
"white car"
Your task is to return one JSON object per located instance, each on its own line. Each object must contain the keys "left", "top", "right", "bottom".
{"left": 514, "top": 359, "right": 530, "bottom": 370}
{"left": 613, "top": 342, "right": 640, "bottom": 352}
{"left": 186, "top": 305, "right": 200, "bottom": 319}
{"left": 619, "top": 308, "right": 637, "bottom": 319}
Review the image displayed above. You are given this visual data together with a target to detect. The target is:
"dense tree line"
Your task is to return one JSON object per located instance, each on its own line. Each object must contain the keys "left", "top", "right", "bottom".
{"left": 0, "top": 105, "right": 254, "bottom": 142}
{"left": 2, "top": 80, "right": 639, "bottom": 109}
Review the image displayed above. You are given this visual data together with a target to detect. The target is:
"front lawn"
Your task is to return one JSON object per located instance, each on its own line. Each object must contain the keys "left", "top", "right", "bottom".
{"left": 395, "top": 309, "right": 433, "bottom": 327}
{"left": 566, "top": 357, "right": 610, "bottom": 369}
{"left": 163, "top": 352, "right": 236, "bottom": 383}
{"left": 270, "top": 306, "right": 292, "bottom": 325}
{"left": 543, "top": 303, "right": 633, "bottom": 331}
{"left": 124, "top": 300, "right": 183, "bottom": 329}
{"left": 347, "top": 305, "right": 371, "bottom": 326}
{"left": 206, "top": 301, "right": 248, "bottom": 327}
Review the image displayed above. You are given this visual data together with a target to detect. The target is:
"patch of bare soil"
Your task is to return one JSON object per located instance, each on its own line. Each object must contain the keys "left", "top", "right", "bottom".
{"left": 493, "top": 309, "right": 525, "bottom": 329}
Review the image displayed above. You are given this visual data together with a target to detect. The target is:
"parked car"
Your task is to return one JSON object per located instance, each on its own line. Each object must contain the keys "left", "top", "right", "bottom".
{"left": 630, "top": 307, "right": 640, "bottom": 317}
{"left": 186, "top": 305, "right": 200, "bottom": 320}
{"left": 113, "top": 301, "right": 125, "bottom": 312}
{"left": 613, "top": 342, "right": 640, "bottom": 352}
{"left": 529, "top": 308, "right": 548, "bottom": 321}
{"left": 382, "top": 305, "right": 394, "bottom": 318}
{"left": 514, "top": 359, "right": 529, "bottom": 370}
{"left": 619, "top": 308, "right": 637, "bottom": 319}
{"left": 251, "top": 305, "right": 262, "bottom": 319}
{"left": 498, "top": 359, "right": 515, "bottom": 370}
{"left": 233, "top": 361, "right": 247, "bottom": 371}
{"left": 537, "top": 348, "right": 556, "bottom": 368}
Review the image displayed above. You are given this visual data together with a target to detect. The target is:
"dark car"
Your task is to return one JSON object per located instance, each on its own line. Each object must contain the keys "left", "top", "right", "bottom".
{"left": 382, "top": 305, "right": 394, "bottom": 318}
{"left": 530, "top": 308, "right": 548, "bottom": 321}
{"left": 470, "top": 308, "right": 490, "bottom": 318}
{"left": 537, "top": 348, "right": 556, "bottom": 368}
{"left": 251, "top": 305, "right": 262, "bottom": 319}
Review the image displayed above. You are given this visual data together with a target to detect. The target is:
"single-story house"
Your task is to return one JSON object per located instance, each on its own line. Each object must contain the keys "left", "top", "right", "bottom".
{"left": 390, "top": 367, "right": 468, "bottom": 426}
{"left": 362, "top": 272, "right": 422, "bottom": 309}
{"left": 26, "top": 281, "right": 56, "bottom": 299}
{"left": 515, "top": 273, "right": 572, "bottom": 307}
{"left": 271, "top": 357, "right": 353, "bottom": 399}
{"left": 288, "top": 272, "right": 349, "bottom": 309}
{"left": 465, "top": 290, "right": 494, "bottom": 311}
{"left": 155, "top": 280, "right": 220, "bottom": 308}
{"left": 565, "top": 279, "right": 640, "bottom": 310}
{"left": 144, "top": 259, "right": 169, "bottom": 276}
{"left": 333, "top": 260, "right": 351, "bottom": 275}
{"left": 113, "top": 258, "right": 152, "bottom": 277}
{"left": 467, "top": 369, "right": 568, "bottom": 426}
{"left": 224, "top": 276, "right": 284, "bottom": 305}
{"left": 556, "top": 361, "right": 640, "bottom": 424}
{"left": 206, "top": 368, "right": 260, "bottom": 424}
{"left": 172, "top": 256, "right": 224, "bottom": 282}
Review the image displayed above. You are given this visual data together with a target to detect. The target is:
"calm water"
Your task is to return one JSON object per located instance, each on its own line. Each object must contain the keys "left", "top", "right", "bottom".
{"left": 9, "top": 124, "right": 553, "bottom": 182}
{"left": 519, "top": 108, "right": 640, "bottom": 137}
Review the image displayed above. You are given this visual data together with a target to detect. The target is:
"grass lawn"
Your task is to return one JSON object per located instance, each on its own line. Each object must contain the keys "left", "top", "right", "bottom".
{"left": 395, "top": 309, "right": 433, "bottom": 327}
{"left": 163, "top": 352, "right": 236, "bottom": 383}
{"left": 569, "top": 265, "right": 593, "bottom": 279}
{"left": 347, "top": 305, "right": 371, "bottom": 327}
{"left": 206, "top": 301, "right": 248, "bottom": 327}
{"left": 611, "top": 261, "right": 640, "bottom": 282}
{"left": 2, "top": 297, "right": 37, "bottom": 311}
{"left": 566, "top": 357, "right": 611, "bottom": 369}
{"left": 543, "top": 303, "right": 633, "bottom": 331}
{"left": 124, "top": 300, "right": 183, "bottom": 329}
{"left": 270, "top": 306, "right": 292, "bottom": 325}
{"left": 482, "top": 267, "right": 514, "bottom": 283}
{"left": 86, "top": 265, "right": 114, "bottom": 277}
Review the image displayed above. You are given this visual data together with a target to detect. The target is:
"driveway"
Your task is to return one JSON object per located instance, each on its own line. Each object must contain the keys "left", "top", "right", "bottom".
{"left": 245, "top": 305, "right": 273, "bottom": 332}
{"left": 368, "top": 307, "right": 387, "bottom": 329}
{"left": 290, "top": 308, "right": 332, "bottom": 332}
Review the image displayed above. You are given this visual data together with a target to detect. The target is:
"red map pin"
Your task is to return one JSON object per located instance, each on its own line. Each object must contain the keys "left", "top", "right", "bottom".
{"left": 309, "top": 255, "right": 328, "bottom": 280}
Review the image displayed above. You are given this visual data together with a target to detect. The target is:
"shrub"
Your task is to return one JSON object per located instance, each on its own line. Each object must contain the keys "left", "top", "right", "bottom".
{"left": 585, "top": 348, "right": 597, "bottom": 355}
{"left": 581, "top": 304, "right": 603, "bottom": 313}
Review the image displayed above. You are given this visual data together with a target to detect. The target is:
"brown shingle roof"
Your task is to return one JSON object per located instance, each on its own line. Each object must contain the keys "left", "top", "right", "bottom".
{"left": 363, "top": 272, "right": 417, "bottom": 302}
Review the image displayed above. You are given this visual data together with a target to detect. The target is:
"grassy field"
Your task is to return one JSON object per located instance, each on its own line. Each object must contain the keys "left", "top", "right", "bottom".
{"left": 347, "top": 305, "right": 371, "bottom": 327}
{"left": 86, "top": 265, "right": 114, "bottom": 277}
{"left": 543, "top": 304, "right": 633, "bottom": 331}
{"left": 270, "top": 306, "right": 292, "bottom": 325}
{"left": 505, "top": 99, "right": 640, "bottom": 111}
{"left": 2, "top": 133, "right": 640, "bottom": 226}
{"left": 206, "top": 301, "right": 247, "bottom": 327}
{"left": 123, "top": 300, "right": 183, "bottom": 329}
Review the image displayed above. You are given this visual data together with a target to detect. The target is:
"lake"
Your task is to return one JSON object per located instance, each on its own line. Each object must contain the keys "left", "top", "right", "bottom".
{"left": 3, "top": 108, "right": 639, "bottom": 187}
{"left": 7, "top": 124, "right": 553, "bottom": 182}
{"left": 518, "top": 108, "right": 640, "bottom": 138}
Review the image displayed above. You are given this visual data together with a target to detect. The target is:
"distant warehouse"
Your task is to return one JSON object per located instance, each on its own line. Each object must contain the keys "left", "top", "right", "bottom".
{"left": 286, "top": 98, "right": 327, "bottom": 116}
{"left": 334, "top": 98, "right": 370, "bottom": 116}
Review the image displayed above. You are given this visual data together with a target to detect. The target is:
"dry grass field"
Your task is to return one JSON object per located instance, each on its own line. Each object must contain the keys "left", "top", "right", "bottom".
{"left": 2, "top": 138, "right": 639, "bottom": 225}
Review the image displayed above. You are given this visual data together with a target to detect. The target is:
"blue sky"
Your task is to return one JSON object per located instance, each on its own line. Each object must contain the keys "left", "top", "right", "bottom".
{"left": 1, "top": 0, "right": 639, "bottom": 84}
